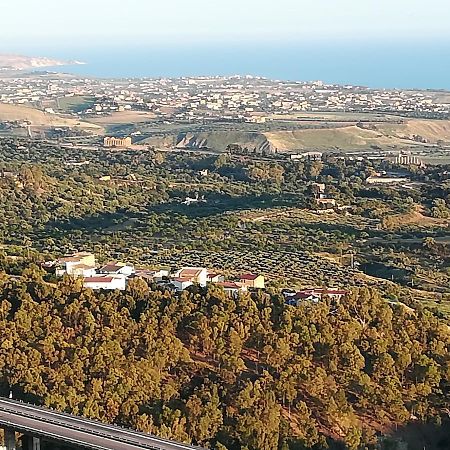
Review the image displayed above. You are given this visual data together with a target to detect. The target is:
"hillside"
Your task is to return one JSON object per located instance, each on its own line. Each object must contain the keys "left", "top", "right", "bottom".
{"left": 88, "top": 110, "right": 157, "bottom": 125}
{"left": 139, "top": 131, "right": 272, "bottom": 152}
{"left": 264, "top": 119, "right": 450, "bottom": 151}
{"left": 139, "top": 118, "right": 450, "bottom": 153}
{"left": 176, "top": 131, "right": 274, "bottom": 152}
{"left": 377, "top": 119, "right": 450, "bottom": 143}
{"left": 0, "top": 103, "right": 101, "bottom": 130}
{"left": 264, "top": 125, "right": 404, "bottom": 151}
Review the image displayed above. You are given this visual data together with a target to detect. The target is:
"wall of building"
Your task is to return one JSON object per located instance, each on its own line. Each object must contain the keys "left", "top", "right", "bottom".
{"left": 83, "top": 278, "right": 126, "bottom": 290}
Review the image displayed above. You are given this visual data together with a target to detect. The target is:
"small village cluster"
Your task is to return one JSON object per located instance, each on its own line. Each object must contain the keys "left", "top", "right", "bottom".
{"left": 43, "top": 252, "right": 350, "bottom": 303}
{"left": 43, "top": 251, "right": 265, "bottom": 296}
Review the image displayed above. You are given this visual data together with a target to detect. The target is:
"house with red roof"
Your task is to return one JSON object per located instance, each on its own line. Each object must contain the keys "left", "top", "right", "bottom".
{"left": 99, "top": 261, "right": 135, "bottom": 277}
{"left": 216, "top": 281, "right": 247, "bottom": 297}
{"left": 238, "top": 273, "right": 265, "bottom": 289}
{"left": 207, "top": 272, "right": 225, "bottom": 283}
{"left": 173, "top": 267, "right": 208, "bottom": 287}
{"left": 83, "top": 275, "right": 126, "bottom": 291}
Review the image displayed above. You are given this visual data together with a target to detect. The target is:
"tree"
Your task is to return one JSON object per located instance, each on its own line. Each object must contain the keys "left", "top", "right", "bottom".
{"left": 423, "top": 237, "right": 436, "bottom": 250}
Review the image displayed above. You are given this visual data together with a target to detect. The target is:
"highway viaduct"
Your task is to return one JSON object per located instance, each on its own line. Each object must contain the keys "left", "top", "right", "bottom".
{"left": 0, "top": 398, "right": 204, "bottom": 450}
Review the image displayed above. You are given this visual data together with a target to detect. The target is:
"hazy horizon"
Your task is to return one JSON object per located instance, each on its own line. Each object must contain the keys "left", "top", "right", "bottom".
{"left": 2, "top": 0, "right": 450, "bottom": 45}
{"left": 2, "top": 1, "right": 450, "bottom": 90}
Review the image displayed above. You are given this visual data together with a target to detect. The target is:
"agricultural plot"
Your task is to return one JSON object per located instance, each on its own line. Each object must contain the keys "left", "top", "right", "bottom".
{"left": 150, "top": 249, "right": 380, "bottom": 288}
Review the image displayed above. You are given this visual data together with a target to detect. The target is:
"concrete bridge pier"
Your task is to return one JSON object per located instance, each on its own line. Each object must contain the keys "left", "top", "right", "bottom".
{"left": 31, "top": 437, "right": 41, "bottom": 450}
{"left": 4, "top": 427, "right": 16, "bottom": 450}
{"left": 21, "top": 435, "right": 41, "bottom": 450}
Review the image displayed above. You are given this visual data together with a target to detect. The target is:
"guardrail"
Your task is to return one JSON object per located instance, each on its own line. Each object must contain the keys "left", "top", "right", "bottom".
{"left": 0, "top": 398, "right": 204, "bottom": 450}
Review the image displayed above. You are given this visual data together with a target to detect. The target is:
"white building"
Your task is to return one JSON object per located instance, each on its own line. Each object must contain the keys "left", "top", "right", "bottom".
{"left": 134, "top": 268, "right": 170, "bottom": 282}
{"left": 172, "top": 267, "right": 208, "bottom": 287}
{"left": 216, "top": 281, "right": 247, "bottom": 297}
{"left": 207, "top": 272, "right": 225, "bottom": 283}
{"left": 366, "top": 176, "right": 409, "bottom": 184}
{"left": 99, "top": 262, "right": 135, "bottom": 277}
{"left": 83, "top": 275, "right": 127, "bottom": 291}
{"left": 55, "top": 252, "right": 96, "bottom": 277}
{"left": 171, "top": 278, "right": 194, "bottom": 291}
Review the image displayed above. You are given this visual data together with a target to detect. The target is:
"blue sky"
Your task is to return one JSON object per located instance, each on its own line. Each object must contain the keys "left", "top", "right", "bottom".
{"left": 2, "top": 0, "right": 450, "bottom": 47}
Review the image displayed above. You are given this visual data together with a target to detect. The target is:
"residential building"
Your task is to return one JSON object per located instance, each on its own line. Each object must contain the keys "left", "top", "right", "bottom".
{"left": 216, "top": 281, "right": 247, "bottom": 297}
{"left": 83, "top": 275, "right": 127, "bottom": 291}
{"left": 173, "top": 267, "right": 208, "bottom": 287}
{"left": 99, "top": 262, "right": 135, "bottom": 277}
{"left": 56, "top": 252, "right": 96, "bottom": 277}
{"left": 69, "top": 264, "right": 97, "bottom": 278}
{"left": 207, "top": 273, "right": 225, "bottom": 283}
{"left": 133, "top": 268, "right": 170, "bottom": 282}
{"left": 297, "top": 288, "right": 350, "bottom": 301}
{"left": 238, "top": 273, "right": 265, "bottom": 289}
{"left": 285, "top": 291, "right": 320, "bottom": 306}
{"left": 171, "top": 278, "right": 193, "bottom": 291}
{"left": 316, "top": 198, "right": 337, "bottom": 208}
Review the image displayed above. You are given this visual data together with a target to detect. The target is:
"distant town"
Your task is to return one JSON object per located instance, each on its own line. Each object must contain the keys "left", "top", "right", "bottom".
{"left": 1, "top": 74, "right": 449, "bottom": 125}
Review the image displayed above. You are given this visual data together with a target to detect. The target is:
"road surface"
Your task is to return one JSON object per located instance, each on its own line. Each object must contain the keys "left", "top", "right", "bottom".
{"left": 0, "top": 398, "right": 203, "bottom": 450}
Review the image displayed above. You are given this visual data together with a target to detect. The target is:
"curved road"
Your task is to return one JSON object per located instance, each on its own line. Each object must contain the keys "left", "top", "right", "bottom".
{"left": 0, "top": 398, "right": 204, "bottom": 450}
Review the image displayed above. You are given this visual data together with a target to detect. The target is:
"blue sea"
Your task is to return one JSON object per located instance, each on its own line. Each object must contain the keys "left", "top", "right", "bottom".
{"left": 7, "top": 41, "right": 450, "bottom": 90}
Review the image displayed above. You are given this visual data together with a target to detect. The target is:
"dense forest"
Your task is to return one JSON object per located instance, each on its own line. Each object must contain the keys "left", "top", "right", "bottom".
{"left": 0, "top": 268, "right": 449, "bottom": 449}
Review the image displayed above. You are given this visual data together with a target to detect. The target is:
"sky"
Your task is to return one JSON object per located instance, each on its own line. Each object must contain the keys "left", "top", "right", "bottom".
{"left": 2, "top": 0, "right": 450, "bottom": 49}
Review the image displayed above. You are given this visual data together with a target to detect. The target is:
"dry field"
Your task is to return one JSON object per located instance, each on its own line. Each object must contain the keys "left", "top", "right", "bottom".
{"left": 0, "top": 103, "right": 100, "bottom": 130}
{"left": 87, "top": 110, "right": 157, "bottom": 125}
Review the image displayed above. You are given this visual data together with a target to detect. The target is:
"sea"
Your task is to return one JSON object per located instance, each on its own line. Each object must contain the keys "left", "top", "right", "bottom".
{"left": 10, "top": 41, "right": 450, "bottom": 90}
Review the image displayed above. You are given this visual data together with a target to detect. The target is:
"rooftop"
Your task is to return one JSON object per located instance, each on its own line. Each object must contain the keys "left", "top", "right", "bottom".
{"left": 84, "top": 276, "right": 115, "bottom": 283}
{"left": 239, "top": 273, "right": 260, "bottom": 281}
{"left": 178, "top": 268, "right": 205, "bottom": 277}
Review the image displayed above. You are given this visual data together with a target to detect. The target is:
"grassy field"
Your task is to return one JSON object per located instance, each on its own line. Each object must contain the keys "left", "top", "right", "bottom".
{"left": 266, "top": 111, "right": 404, "bottom": 122}
{"left": 56, "top": 95, "right": 95, "bottom": 113}
{"left": 88, "top": 110, "right": 157, "bottom": 126}
{"left": 261, "top": 118, "right": 450, "bottom": 151}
